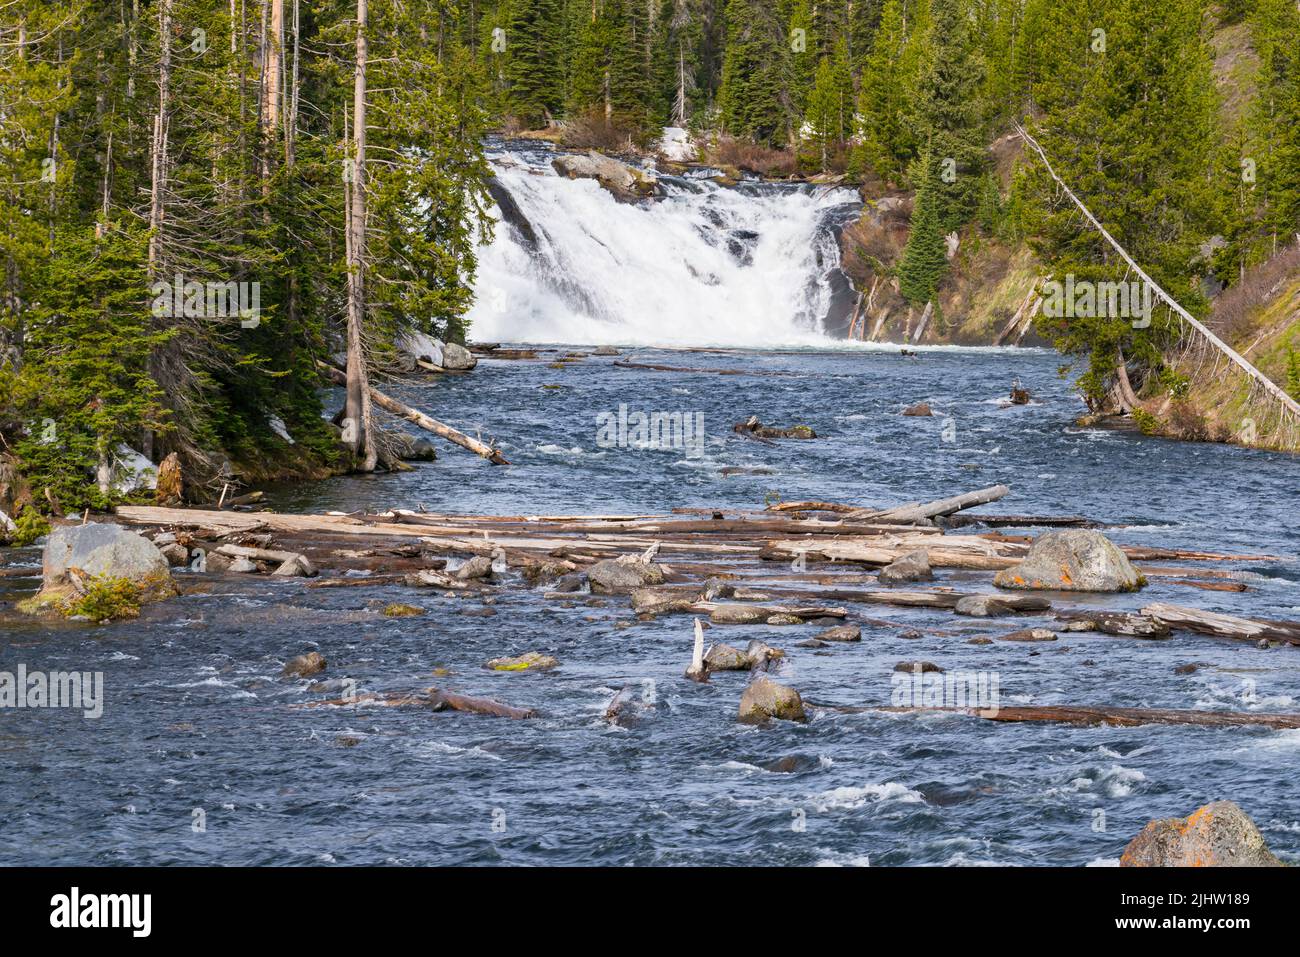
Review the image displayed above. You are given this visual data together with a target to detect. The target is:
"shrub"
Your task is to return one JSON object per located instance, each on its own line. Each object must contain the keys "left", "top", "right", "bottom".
{"left": 65, "top": 575, "right": 142, "bottom": 623}
{"left": 7, "top": 507, "right": 50, "bottom": 547}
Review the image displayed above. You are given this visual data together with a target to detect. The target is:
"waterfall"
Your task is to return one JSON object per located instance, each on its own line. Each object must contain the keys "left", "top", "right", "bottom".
{"left": 467, "top": 145, "right": 862, "bottom": 347}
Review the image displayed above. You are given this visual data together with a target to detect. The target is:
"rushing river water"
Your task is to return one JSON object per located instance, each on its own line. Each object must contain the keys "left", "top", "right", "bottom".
{"left": 2, "top": 344, "right": 1299, "bottom": 866}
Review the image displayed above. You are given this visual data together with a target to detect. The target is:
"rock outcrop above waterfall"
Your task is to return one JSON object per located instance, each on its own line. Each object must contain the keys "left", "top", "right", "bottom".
{"left": 552, "top": 151, "right": 659, "bottom": 203}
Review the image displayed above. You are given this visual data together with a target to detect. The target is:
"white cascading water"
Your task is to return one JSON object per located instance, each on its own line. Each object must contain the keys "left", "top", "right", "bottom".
{"left": 467, "top": 148, "right": 861, "bottom": 347}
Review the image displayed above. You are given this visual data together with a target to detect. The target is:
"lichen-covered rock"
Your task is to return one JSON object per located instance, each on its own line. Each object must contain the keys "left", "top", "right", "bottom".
{"left": 766, "top": 613, "right": 803, "bottom": 625}
{"left": 878, "top": 549, "right": 933, "bottom": 584}
{"left": 1120, "top": 801, "right": 1283, "bottom": 867}
{"left": 994, "top": 529, "right": 1143, "bottom": 592}
{"left": 484, "top": 651, "right": 558, "bottom": 672}
{"left": 283, "top": 651, "right": 326, "bottom": 678}
{"left": 814, "top": 624, "right": 862, "bottom": 642}
{"left": 587, "top": 558, "right": 665, "bottom": 594}
{"left": 737, "top": 676, "right": 806, "bottom": 724}
{"left": 382, "top": 603, "right": 424, "bottom": 617}
{"left": 902, "top": 402, "right": 932, "bottom": 417}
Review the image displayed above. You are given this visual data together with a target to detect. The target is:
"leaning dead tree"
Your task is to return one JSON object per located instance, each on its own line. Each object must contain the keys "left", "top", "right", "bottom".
{"left": 1015, "top": 123, "right": 1300, "bottom": 452}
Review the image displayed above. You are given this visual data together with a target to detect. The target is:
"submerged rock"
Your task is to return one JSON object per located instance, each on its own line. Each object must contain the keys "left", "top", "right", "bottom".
{"left": 604, "top": 683, "right": 654, "bottom": 726}
{"left": 902, "top": 401, "right": 933, "bottom": 417}
{"left": 484, "top": 651, "right": 558, "bottom": 672}
{"left": 999, "top": 628, "right": 1057, "bottom": 642}
{"left": 732, "top": 415, "right": 816, "bottom": 439}
{"left": 813, "top": 624, "right": 861, "bottom": 643}
{"left": 878, "top": 549, "right": 933, "bottom": 584}
{"left": 1121, "top": 800, "right": 1283, "bottom": 867}
{"left": 382, "top": 603, "right": 424, "bottom": 618}
{"left": 994, "top": 529, "right": 1143, "bottom": 592}
{"left": 283, "top": 651, "right": 326, "bottom": 678}
{"left": 737, "top": 675, "right": 806, "bottom": 724}
{"left": 894, "top": 660, "right": 943, "bottom": 673}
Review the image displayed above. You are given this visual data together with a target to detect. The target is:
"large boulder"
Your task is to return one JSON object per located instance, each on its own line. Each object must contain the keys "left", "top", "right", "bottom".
{"left": 587, "top": 558, "right": 666, "bottom": 594}
{"left": 26, "top": 522, "right": 175, "bottom": 611}
{"left": 738, "top": 676, "right": 806, "bottom": 724}
{"left": 1120, "top": 801, "right": 1283, "bottom": 867}
{"left": 441, "top": 341, "right": 478, "bottom": 371}
{"left": 552, "top": 151, "right": 659, "bottom": 203}
{"left": 994, "top": 529, "right": 1143, "bottom": 592}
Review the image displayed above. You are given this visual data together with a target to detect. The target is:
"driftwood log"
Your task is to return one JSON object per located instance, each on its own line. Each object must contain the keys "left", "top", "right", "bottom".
{"left": 317, "top": 361, "right": 508, "bottom": 464}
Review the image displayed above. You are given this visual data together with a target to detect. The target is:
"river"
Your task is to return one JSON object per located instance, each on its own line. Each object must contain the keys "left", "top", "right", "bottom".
{"left": 3, "top": 343, "right": 1299, "bottom": 866}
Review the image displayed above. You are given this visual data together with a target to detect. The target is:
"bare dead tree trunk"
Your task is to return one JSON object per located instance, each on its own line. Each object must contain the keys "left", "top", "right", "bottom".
{"left": 147, "top": 0, "right": 171, "bottom": 280}
{"left": 344, "top": 0, "right": 376, "bottom": 471}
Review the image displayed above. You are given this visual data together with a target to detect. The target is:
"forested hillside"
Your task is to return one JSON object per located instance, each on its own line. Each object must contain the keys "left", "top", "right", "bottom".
{"left": 1, "top": 0, "right": 1299, "bottom": 521}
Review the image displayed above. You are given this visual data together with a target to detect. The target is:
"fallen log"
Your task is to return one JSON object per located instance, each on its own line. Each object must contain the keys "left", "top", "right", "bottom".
{"left": 611, "top": 359, "right": 793, "bottom": 376}
{"left": 317, "top": 361, "right": 508, "bottom": 464}
{"left": 767, "top": 500, "right": 861, "bottom": 514}
{"left": 305, "top": 687, "right": 534, "bottom": 719}
{"left": 1141, "top": 602, "right": 1300, "bottom": 646}
{"left": 944, "top": 513, "right": 1098, "bottom": 529}
{"left": 1055, "top": 609, "right": 1171, "bottom": 639}
{"left": 848, "top": 484, "right": 1010, "bottom": 524}
{"left": 814, "top": 702, "right": 1300, "bottom": 730}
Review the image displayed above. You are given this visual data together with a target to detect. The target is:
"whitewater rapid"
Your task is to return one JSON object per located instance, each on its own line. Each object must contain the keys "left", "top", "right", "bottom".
{"left": 467, "top": 145, "right": 861, "bottom": 347}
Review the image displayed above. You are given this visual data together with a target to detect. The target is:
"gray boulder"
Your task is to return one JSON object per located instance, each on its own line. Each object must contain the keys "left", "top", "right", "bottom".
{"left": 28, "top": 523, "right": 174, "bottom": 610}
{"left": 704, "top": 643, "right": 751, "bottom": 671}
{"left": 814, "top": 624, "right": 862, "bottom": 642}
{"left": 455, "top": 555, "right": 494, "bottom": 580}
{"left": 630, "top": 587, "right": 697, "bottom": 615}
{"left": 994, "top": 529, "right": 1143, "bottom": 592}
{"left": 708, "top": 603, "right": 768, "bottom": 625}
{"left": 587, "top": 558, "right": 666, "bottom": 594}
{"left": 878, "top": 549, "right": 933, "bottom": 584}
{"left": 1121, "top": 800, "right": 1283, "bottom": 867}
{"left": 737, "top": 676, "right": 807, "bottom": 724}
{"left": 441, "top": 341, "right": 478, "bottom": 371}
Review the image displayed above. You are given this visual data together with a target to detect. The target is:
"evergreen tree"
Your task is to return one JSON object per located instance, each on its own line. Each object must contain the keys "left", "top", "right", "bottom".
{"left": 718, "top": 0, "right": 793, "bottom": 145}
{"left": 896, "top": 153, "right": 949, "bottom": 305}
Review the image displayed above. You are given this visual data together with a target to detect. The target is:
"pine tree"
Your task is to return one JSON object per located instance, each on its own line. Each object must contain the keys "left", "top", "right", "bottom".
{"left": 896, "top": 154, "right": 949, "bottom": 305}
{"left": 718, "top": 0, "right": 793, "bottom": 145}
